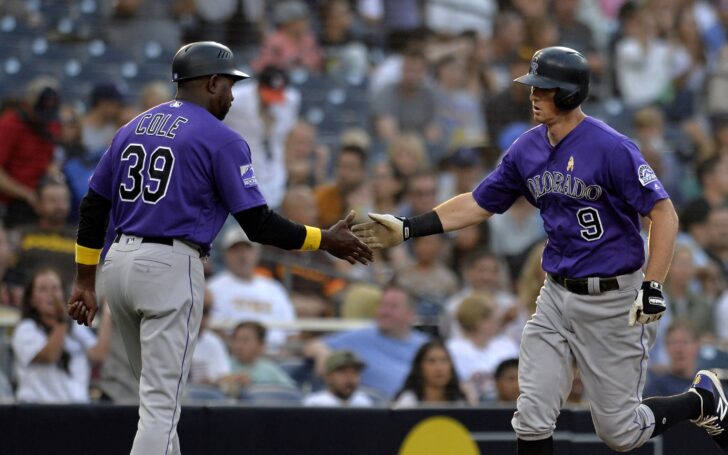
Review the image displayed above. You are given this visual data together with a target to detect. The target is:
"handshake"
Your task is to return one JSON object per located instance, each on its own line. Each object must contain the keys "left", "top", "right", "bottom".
{"left": 323, "top": 212, "right": 408, "bottom": 265}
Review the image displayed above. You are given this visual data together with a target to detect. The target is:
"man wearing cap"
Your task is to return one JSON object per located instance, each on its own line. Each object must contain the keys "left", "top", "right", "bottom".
{"left": 225, "top": 65, "right": 299, "bottom": 208}
{"left": 68, "top": 41, "right": 371, "bottom": 455}
{"left": 303, "top": 350, "right": 374, "bottom": 407}
{"left": 208, "top": 227, "right": 296, "bottom": 352}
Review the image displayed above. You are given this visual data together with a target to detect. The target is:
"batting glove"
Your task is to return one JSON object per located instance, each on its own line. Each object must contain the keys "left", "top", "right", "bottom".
{"left": 628, "top": 281, "right": 666, "bottom": 326}
{"left": 351, "top": 213, "right": 409, "bottom": 249}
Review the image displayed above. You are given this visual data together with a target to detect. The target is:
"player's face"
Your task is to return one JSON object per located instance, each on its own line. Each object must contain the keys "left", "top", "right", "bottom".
{"left": 530, "top": 87, "right": 559, "bottom": 124}
{"left": 420, "top": 346, "right": 452, "bottom": 389}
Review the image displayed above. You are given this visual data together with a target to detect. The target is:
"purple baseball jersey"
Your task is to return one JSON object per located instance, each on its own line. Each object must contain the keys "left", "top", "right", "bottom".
{"left": 473, "top": 116, "right": 669, "bottom": 278}
{"left": 89, "top": 100, "right": 266, "bottom": 253}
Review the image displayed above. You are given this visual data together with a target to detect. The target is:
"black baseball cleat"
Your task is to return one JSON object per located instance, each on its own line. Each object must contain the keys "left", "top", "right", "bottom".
{"left": 689, "top": 370, "right": 728, "bottom": 450}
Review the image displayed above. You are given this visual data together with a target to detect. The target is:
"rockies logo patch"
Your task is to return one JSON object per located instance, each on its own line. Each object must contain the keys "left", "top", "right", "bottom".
{"left": 240, "top": 165, "right": 258, "bottom": 188}
{"left": 637, "top": 164, "right": 657, "bottom": 186}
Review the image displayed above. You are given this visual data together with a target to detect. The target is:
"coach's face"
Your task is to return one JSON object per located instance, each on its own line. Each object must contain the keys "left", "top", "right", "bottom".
{"left": 209, "top": 75, "right": 237, "bottom": 120}
{"left": 530, "top": 87, "right": 559, "bottom": 124}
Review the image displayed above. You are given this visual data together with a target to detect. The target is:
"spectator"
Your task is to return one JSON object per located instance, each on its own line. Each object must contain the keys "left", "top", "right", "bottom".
{"left": 400, "top": 171, "right": 440, "bottom": 218}
{"left": 678, "top": 198, "right": 713, "bottom": 270}
{"left": 220, "top": 321, "right": 297, "bottom": 398}
{"left": 81, "top": 83, "right": 125, "bottom": 156}
{"left": 259, "top": 185, "right": 346, "bottom": 317}
{"left": 492, "top": 358, "right": 520, "bottom": 404}
{"left": 304, "top": 285, "right": 428, "bottom": 399}
{"left": 516, "top": 242, "right": 547, "bottom": 317}
{"left": 284, "top": 120, "right": 329, "bottom": 188}
{"left": 314, "top": 144, "right": 370, "bottom": 227}
{"left": 488, "top": 196, "right": 545, "bottom": 280}
{"left": 0, "top": 76, "right": 61, "bottom": 228}
{"left": 12, "top": 177, "right": 76, "bottom": 285}
{"left": 371, "top": 49, "right": 440, "bottom": 147}
{"left": 253, "top": 0, "right": 323, "bottom": 72}
{"left": 486, "top": 12, "right": 527, "bottom": 91}
{"left": 371, "top": 160, "right": 404, "bottom": 215}
{"left": 318, "top": 0, "right": 369, "bottom": 76}
{"left": 396, "top": 236, "right": 458, "bottom": 314}
{"left": 484, "top": 57, "right": 532, "bottom": 149}
{"left": 447, "top": 294, "right": 520, "bottom": 402}
{"left": 303, "top": 350, "right": 374, "bottom": 407}
{"left": 695, "top": 154, "right": 728, "bottom": 208}
{"left": 643, "top": 319, "right": 701, "bottom": 397}
{"left": 138, "top": 80, "right": 174, "bottom": 111}
{"left": 388, "top": 133, "right": 430, "bottom": 181}
{"left": 59, "top": 104, "right": 93, "bottom": 215}
{"left": 208, "top": 228, "right": 296, "bottom": 353}
{"left": 553, "top": 0, "right": 604, "bottom": 80}
{"left": 425, "top": 0, "right": 496, "bottom": 38}
{"left": 11, "top": 268, "right": 103, "bottom": 403}
{"left": 442, "top": 249, "right": 520, "bottom": 340}
{"left": 664, "top": 245, "right": 714, "bottom": 337}
{"left": 438, "top": 147, "right": 487, "bottom": 202}
{"left": 705, "top": 204, "right": 728, "bottom": 282}
{"left": 188, "top": 288, "right": 232, "bottom": 396}
{"left": 433, "top": 55, "right": 486, "bottom": 153}
{"left": 0, "top": 222, "right": 20, "bottom": 308}
{"left": 392, "top": 339, "right": 469, "bottom": 407}
{"left": 224, "top": 65, "right": 300, "bottom": 208}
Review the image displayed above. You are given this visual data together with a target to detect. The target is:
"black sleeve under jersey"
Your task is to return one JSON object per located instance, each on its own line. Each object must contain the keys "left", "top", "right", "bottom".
{"left": 233, "top": 205, "right": 308, "bottom": 250}
{"left": 77, "top": 188, "right": 112, "bottom": 249}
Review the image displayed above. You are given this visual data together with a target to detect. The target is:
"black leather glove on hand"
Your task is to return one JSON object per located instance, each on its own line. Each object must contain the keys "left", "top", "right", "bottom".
{"left": 628, "top": 280, "right": 666, "bottom": 326}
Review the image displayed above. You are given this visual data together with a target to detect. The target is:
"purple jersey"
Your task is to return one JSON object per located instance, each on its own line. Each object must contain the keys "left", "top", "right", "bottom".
{"left": 89, "top": 100, "right": 266, "bottom": 253}
{"left": 473, "top": 116, "right": 668, "bottom": 278}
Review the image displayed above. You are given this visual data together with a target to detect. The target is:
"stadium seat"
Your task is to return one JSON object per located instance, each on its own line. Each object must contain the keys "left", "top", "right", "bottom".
{"left": 241, "top": 384, "right": 303, "bottom": 405}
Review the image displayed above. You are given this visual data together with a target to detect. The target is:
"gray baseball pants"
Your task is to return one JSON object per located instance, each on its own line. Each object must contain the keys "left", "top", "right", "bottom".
{"left": 102, "top": 235, "right": 204, "bottom": 455}
{"left": 512, "top": 270, "right": 658, "bottom": 452}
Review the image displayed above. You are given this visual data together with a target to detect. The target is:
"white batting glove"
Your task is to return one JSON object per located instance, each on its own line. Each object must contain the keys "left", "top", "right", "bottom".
{"left": 351, "top": 213, "right": 407, "bottom": 249}
{"left": 628, "top": 281, "right": 666, "bottom": 326}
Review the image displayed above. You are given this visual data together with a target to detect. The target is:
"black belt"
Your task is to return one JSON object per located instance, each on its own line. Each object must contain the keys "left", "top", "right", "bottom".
{"left": 548, "top": 273, "right": 620, "bottom": 295}
{"left": 113, "top": 233, "right": 204, "bottom": 257}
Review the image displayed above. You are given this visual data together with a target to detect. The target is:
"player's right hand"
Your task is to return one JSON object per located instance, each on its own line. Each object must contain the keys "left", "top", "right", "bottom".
{"left": 320, "top": 211, "right": 373, "bottom": 265}
{"left": 628, "top": 280, "right": 666, "bottom": 326}
{"left": 351, "top": 213, "right": 406, "bottom": 250}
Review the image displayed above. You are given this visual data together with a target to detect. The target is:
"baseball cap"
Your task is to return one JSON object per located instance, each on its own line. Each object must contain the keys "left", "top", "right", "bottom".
{"left": 257, "top": 66, "right": 288, "bottom": 104}
{"left": 89, "top": 82, "right": 124, "bottom": 108}
{"left": 447, "top": 147, "right": 481, "bottom": 168}
{"left": 325, "top": 350, "right": 366, "bottom": 374}
{"left": 220, "top": 228, "right": 258, "bottom": 250}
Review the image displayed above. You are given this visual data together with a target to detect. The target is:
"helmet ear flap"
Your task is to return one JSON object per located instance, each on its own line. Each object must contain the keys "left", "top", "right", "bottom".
{"left": 554, "top": 86, "right": 586, "bottom": 111}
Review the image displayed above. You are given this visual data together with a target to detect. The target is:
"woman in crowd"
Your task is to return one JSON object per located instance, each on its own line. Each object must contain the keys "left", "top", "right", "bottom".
{"left": 11, "top": 267, "right": 104, "bottom": 403}
{"left": 392, "top": 339, "right": 471, "bottom": 407}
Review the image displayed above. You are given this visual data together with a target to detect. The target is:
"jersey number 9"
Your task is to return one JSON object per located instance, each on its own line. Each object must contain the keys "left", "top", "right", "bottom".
{"left": 576, "top": 207, "right": 604, "bottom": 241}
{"left": 119, "top": 143, "right": 176, "bottom": 204}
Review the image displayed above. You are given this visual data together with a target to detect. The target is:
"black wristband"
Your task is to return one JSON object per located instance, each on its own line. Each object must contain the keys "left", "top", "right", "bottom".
{"left": 405, "top": 211, "right": 444, "bottom": 239}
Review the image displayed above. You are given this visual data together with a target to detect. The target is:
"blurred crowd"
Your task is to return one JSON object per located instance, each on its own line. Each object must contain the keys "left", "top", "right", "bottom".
{"left": 1, "top": 0, "right": 728, "bottom": 408}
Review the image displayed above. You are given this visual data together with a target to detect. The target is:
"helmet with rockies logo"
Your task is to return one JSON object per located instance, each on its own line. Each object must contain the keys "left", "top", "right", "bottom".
{"left": 172, "top": 41, "right": 250, "bottom": 83}
{"left": 514, "top": 46, "right": 590, "bottom": 111}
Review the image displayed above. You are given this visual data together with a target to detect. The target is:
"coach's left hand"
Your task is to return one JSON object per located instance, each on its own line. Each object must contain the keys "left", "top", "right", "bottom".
{"left": 321, "top": 211, "right": 373, "bottom": 265}
{"left": 628, "top": 280, "right": 666, "bottom": 326}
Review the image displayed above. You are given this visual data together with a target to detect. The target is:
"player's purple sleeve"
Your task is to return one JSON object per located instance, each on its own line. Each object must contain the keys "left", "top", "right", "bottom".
{"left": 88, "top": 147, "right": 113, "bottom": 200}
{"left": 211, "top": 139, "right": 267, "bottom": 213}
{"left": 608, "top": 140, "right": 669, "bottom": 216}
{"left": 472, "top": 146, "right": 525, "bottom": 214}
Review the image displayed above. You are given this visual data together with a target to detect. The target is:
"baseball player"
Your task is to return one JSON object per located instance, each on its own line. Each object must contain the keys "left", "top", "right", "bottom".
{"left": 353, "top": 46, "right": 728, "bottom": 454}
{"left": 67, "top": 41, "right": 372, "bottom": 455}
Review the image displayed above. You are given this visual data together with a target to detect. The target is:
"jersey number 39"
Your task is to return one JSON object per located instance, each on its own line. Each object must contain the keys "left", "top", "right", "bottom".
{"left": 119, "top": 143, "right": 175, "bottom": 204}
{"left": 576, "top": 207, "right": 604, "bottom": 241}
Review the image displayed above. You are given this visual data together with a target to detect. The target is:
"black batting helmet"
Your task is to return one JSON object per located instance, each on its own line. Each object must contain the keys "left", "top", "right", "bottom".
{"left": 172, "top": 41, "right": 250, "bottom": 83}
{"left": 514, "top": 46, "right": 589, "bottom": 111}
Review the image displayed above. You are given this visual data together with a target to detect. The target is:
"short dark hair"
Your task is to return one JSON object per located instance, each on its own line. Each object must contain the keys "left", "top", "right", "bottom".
{"left": 680, "top": 198, "right": 711, "bottom": 231}
{"left": 233, "top": 320, "right": 267, "bottom": 343}
{"left": 339, "top": 144, "right": 367, "bottom": 166}
{"left": 461, "top": 248, "right": 498, "bottom": 271}
{"left": 494, "top": 358, "right": 519, "bottom": 379}
{"left": 696, "top": 155, "right": 721, "bottom": 186}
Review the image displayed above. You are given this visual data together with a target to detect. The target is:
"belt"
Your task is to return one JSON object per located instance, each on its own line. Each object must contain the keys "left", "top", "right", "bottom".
{"left": 113, "top": 233, "right": 204, "bottom": 258}
{"left": 548, "top": 273, "right": 620, "bottom": 295}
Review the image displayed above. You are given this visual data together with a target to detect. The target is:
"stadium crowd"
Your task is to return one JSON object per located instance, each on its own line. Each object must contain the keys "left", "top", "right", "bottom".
{"left": 1, "top": 0, "right": 728, "bottom": 408}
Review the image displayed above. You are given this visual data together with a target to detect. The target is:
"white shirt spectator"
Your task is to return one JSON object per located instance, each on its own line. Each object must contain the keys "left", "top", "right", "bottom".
{"left": 303, "top": 389, "right": 374, "bottom": 407}
{"left": 12, "top": 320, "right": 97, "bottom": 403}
{"left": 189, "top": 329, "right": 231, "bottom": 384}
{"left": 224, "top": 82, "right": 300, "bottom": 208}
{"left": 715, "top": 290, "right": 728, "bottom": 343}
{"left": 208, "top": 271, "right": 296, "bottom": 351}
{"left": 446, "top": 334, "right": 519, "bottom": 400}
